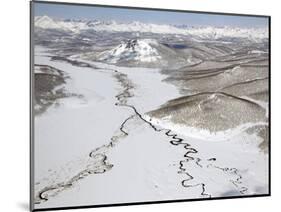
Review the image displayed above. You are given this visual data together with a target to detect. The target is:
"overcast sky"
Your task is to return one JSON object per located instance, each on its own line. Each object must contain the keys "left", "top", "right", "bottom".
{"left": 34, "top": 2, "right": 268, "bottom": 28}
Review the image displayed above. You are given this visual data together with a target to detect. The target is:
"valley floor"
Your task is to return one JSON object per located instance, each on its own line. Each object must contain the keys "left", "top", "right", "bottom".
{"left": 33, "top": 46, "right": 268, "bottom": 209}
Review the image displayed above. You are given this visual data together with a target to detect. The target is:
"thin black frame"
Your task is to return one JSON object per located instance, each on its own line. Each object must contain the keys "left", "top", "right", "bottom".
{"left": 30, "top": 0, "right": 271, "bottom": 211}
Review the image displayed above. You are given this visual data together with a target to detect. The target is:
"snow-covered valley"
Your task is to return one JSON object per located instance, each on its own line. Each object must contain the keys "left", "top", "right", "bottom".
{"left": 32, "top": 11, "right": 269, "bottom": 210}
{"left": 33, "top": 45, "right": 268, "bottom": 209}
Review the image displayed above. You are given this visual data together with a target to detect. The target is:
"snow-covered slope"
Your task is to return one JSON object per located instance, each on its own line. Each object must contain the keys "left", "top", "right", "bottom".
{"left": 98, "top": 39, "right": 161, "bottom": 63}
{"left": 34, "top": 16, "right": 268, "bottom": 41}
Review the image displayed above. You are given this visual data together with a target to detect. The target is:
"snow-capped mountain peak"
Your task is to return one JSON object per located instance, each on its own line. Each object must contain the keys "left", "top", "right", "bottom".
{"left": 35, "top": 16, "right": 90, "bottom": 33}
{"left": 35, "top": 15, "right": 60, "bottom": 29}
{"left": 99, "top": 39, "right": 161, "bottom": 63}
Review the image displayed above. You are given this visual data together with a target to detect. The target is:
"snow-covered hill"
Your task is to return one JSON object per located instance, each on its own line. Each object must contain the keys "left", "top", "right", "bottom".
{"left": 34, "top": 16, "right": 268, "bottom": 41}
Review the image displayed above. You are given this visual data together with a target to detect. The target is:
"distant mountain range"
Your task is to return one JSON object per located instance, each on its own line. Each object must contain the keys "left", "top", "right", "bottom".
{"left": 35, "top": 16, "right": 268, "bottom": 42}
